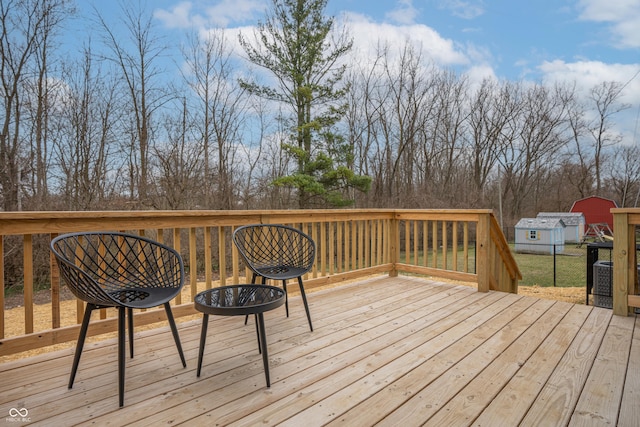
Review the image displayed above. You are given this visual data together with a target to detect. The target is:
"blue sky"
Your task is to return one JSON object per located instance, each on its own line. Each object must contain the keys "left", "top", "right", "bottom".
{"left": 77, "top": 0, "right": 640, "bottom": 140}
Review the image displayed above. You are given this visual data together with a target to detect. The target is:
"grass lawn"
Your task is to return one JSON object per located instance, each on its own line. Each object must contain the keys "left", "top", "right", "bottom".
{"left": 512, "top": 244, "right": 588, "bottom": 288}
{"left": 399, "top": 247, "right": 477, "bottom": 273}
{"left": 393, "top": 241, "right": 595, "bottom": 291}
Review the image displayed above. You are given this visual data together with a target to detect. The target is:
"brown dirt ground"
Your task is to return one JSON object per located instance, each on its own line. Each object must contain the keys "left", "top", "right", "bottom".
{"left": 518, "top": 285, "right": 585, "bottom": 304}
{"left": 1, "top": 279, "right": 585, "bottom": 362}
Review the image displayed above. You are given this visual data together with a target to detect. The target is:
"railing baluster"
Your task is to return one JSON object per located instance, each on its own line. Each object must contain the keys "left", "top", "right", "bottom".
{"left": 463, "top": 222, "right": 469, "bottom": 273}
{"left": 328, "top": 222, "right": 334, "bottom": 275}
{"left": 431, "top": 221, "right": 437, "bottom": 269}
{"left": 217, "top": 227, "right": 226, "bottom": 288}
{"left": 173, "top": 228, "right": 182, "bottom": 305}
{"left": 50, "top": 233, "right": 61, "bottom": 330}
{"left": 421, "top": 221, "right": 426, "bottom": 267}
{"left": 189, "top": 228, "right": 197, "bottom": 301}
{"left": 338, "top": 221, "right": 344, "bottom": 273}
{"left": 452, "top": 221, "right": 458, "bottom": 272}
{"left": 412, "top": 221, "right": 418, "bottom": 265}
{"left": 204, "top": 227, "right": 212, "bottom": 290}
{"left": 442, "top": 222, "right": 448, "bottom": 270}
{"left": 404, "top": 221, "right": 410, "bottom": 265}
{"left": 23, "top": 234, "right": 34, "bottom": 334}
{"left": 231, "top": 226, "right": 239, "bottom": 284}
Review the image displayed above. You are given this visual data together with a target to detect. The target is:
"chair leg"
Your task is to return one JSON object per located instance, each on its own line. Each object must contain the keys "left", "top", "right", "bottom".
{"left": 298, "top": 277, "right": 313, "bottom": 332}
{"left": 255, "top": 314, "right": 261, "bottom": 354}
{"left": 69, "top": 303, "right": 95, "bottom": 389}
{"left": 118, "top": 306, "right": 126, "bottom": 407}
{"left": 245, "top": 273, "right": 260, "bottom": 325}
{"left": 128, "top": 308, "right": 134, "bottom": 359}
{"left": 164, "top": 302, "right": 186, "bottom": 368}
{"left": 282, "top": 280, "right": 289, "bottom": 317}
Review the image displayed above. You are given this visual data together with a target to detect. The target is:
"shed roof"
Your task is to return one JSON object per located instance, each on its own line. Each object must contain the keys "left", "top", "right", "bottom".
{"left": 537, "top": 212, "right": 584, "bottom": 226}
{"left": 515, "top": 217, "right": 565, "bottom": 229}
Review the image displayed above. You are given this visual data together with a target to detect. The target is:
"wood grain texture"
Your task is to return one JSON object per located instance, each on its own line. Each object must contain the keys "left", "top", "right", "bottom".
{"left": 0, "top": 276, "right": 637, "bottom": 426}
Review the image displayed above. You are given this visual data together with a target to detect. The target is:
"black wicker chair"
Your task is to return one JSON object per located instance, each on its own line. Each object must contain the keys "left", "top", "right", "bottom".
{"left": 50, "top": 232, "right": 187, "bottom": 407}
{"left": 233, "top": 224, "right": 315, "bottom": 331}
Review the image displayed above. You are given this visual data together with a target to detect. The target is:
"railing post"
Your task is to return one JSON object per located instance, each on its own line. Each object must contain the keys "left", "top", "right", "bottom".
{"left": 477, "top": 213, "right": 490, "bottom": 292}
{"left": 613, "top": 211, "right": 634, "bottom": 316}
{"left": 389, "top": 215, "right": 399, "bottom": 277}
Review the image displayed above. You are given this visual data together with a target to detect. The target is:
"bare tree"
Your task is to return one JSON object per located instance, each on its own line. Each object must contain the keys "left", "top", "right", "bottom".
{"left": 502, "top": 83, "right": 572, "bottom": 219}
{"left": 24, "top": 0, "right": 72, "bottom": 208}
{"left": 51, "top": 46, "right": 122, "bottom": 210}
{"left": 564, "top": 85, "right": 593, "bottom": 198}
{"left": 365, "top": 41, "right": 439, "bottom": 207}
{"left": 151, "top": 98, "right": 204, "bottom": 209}
{"left": 0, "top": 0, "right": 72, "bottom": 211}
{"left": 344, "top": 51, "right": 383, "bottom": 208}
{"left": 587, "top": 81, "right": 630, "bottom": 193}
{"left": 467, "top": 79, "right": 520, "bottom": 206}
{"left": 608, "top": 144, "right": 640, "bottom": 207}
{"left": 430, "top": 70, "right": 469, "bottom": 204}
{"left": 182, "top": 29, "right": 248, "bottom": 209}
{"left": 95, "top": 1, "right": 173, "bottom": 206}
{"left": 234, "top": 97, "right": 273, "bottom": 209}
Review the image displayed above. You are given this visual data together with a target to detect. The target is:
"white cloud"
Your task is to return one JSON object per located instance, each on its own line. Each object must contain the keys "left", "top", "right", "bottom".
{"left": 386, "top": 0, "right": 420, "bottom": 25}
{"left": 154, "top": 2, "right": 203, "bottom": 29}
{"left": 464, "top": 64, "right": 497, "bottom": 89}
{"left": 343, "top": 12, "right": 469, "bottom": 68}
{"left": 576, "top": 0, "right": 640, "bottom": 48}
{"left": 539, "top": 59, "right": 640, "bottom": 143}
{"left": 437, "top": 0, "right": 485, "bottom": 19}
{"left": 204, "top": 0, "right": 265, "bottom": 27}
{"left": 461, "top": 44, "right": 496, "bottom": 86}
{"left": 155, "top": 0, "right": 264, "bottom": 29}
{"left": 156, "top": 3, "right": 475, "bottom": 72}
{"left": 539, "top": 60, "right": 640, "bottom": 101}
{"left": 577, "top": 0, "right": 638, "bottom": 22}
{"left": 153, "top": 2, "right": 199, "bottom": 28}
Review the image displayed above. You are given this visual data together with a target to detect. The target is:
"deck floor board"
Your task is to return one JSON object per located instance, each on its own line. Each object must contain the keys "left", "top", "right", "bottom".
{"left": 1, "top": 276, "right": 637, "bottom": 426}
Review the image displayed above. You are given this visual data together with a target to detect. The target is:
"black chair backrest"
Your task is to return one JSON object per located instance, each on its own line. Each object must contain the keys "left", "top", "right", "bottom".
{"left": 50, "top": 232, "right": 184, "bottom": 307}
{"left": 233, "top": 224, "right": 315, "bottom": 275}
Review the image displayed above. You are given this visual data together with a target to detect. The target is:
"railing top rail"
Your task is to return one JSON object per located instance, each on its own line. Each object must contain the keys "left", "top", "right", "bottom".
{"left": 611, "top": 208, "right": 640, "bottom": 213}
{"left": 611, "top": 209, "right": 640, "bottom": 226}
{"left": 0, "top": 209, "right": 495, "bottom": 235}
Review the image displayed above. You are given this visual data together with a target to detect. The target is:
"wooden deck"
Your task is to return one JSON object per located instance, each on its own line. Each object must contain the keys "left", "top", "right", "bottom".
{"left": 2, "top": 276, "right": 639, "bottom": 426}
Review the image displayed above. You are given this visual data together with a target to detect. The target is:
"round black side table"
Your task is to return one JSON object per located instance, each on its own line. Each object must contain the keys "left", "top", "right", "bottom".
{"left": 194, "top": 284, "right": 285, "bottom": 387}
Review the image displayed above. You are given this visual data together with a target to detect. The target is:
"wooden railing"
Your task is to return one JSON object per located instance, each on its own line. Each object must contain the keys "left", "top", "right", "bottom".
{"left": 0, "top": 209, "right": 521, "bottom": 357}
{"left": 612, "top": 208, "right": 640, "bottom": 316}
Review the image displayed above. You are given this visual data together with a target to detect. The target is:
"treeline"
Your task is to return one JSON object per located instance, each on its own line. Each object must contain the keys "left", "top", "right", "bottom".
{"left": 1, "top": 0, "right": 635, "bottom": 228}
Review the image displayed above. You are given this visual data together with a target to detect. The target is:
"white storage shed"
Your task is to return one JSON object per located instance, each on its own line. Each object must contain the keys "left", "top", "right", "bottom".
{"left": 515, "top": 217, "right": 566, "bottom": 254}
{"left": 536, "top": 212, "right": 585, "bottom": 243}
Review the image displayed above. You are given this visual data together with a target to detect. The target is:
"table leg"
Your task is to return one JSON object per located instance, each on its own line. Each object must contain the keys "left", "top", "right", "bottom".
{"left": 257, "top": 313, "right": 270, "bottom": 387}
{"left": 197, "top": 314, "right": 209, "bottom": 377}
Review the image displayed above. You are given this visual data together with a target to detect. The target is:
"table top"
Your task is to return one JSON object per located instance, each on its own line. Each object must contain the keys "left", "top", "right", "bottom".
{"left": 194, "top": 284, "right": 285, "bottom": 316}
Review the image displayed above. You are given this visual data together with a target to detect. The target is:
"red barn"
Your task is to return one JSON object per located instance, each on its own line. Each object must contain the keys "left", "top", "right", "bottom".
{"left": 570, "top": 196, "right": 618, "bottom": 231}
